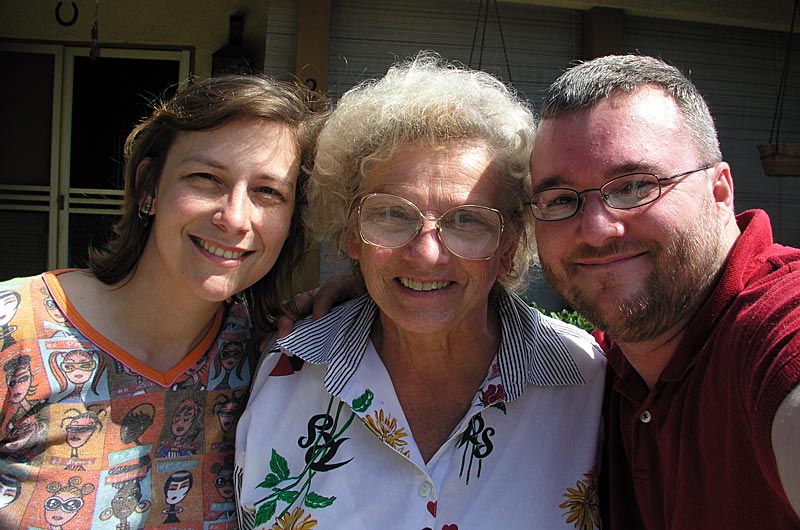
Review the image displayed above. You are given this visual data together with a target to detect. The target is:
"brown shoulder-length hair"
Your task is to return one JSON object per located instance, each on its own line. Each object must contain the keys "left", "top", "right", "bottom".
{"left": 88, "top": 74, "right": 327, "bottom": 329}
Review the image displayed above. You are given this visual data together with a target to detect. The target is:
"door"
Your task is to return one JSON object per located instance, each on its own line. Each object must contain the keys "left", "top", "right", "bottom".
{"left": 0, "top": 44, "right": 61, "bottom": 279}
{"left": 0, "top": 43, "right": 191, "bottom": 280}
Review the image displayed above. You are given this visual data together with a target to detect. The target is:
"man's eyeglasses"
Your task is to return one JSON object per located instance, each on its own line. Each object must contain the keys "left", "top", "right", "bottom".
{"left": 529, "top": 165, "right": 712, "bottom": 221}
{"left": 355, "top": 193, "right": 505, "bottom": 260}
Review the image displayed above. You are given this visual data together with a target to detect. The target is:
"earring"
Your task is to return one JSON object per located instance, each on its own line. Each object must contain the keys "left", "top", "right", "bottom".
{"left": 138, "top": 200, "right": 153, "bottom": 227}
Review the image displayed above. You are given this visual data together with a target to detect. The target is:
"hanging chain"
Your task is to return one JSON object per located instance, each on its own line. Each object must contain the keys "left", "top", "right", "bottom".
{"left": 769, "top": 0, "right": 799, "bottom": 145}
{"left": 468, "top": 0, "right": 513, "bottom": 86}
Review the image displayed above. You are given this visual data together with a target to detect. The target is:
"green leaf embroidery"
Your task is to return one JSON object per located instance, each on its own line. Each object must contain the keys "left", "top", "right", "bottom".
{"left": 276, "top": 489, "right": 300, "bottom": 503}
{"left": 351, "top": 389, "right": 374, "bottom": 412}
{"left": 305, "top": 491, "right": 336, "bottom": 508}
{"left": 269, "top": 449, "right": 291, "bottom": 480}
{"left": 252, "top": 397, "right": 353, "bottom": 522}
{"left": 257, "top": 473, "right": 281, "bottom": 489}
{"left": 255, "top": 500, "right": 277, "bottom": 525}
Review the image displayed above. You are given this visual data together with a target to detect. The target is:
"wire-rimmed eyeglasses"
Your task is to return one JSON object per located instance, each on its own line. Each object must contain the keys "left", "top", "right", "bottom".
{"left": 355, "top": 192, "right": 505, "bottom": 260}
{"left": 529, "top": 165, "right": 713, "bottom": 221}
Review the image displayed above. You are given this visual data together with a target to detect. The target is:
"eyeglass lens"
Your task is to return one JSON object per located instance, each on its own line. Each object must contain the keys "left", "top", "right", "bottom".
{"left": 357, "top": 193, "right": 503, "bottom": 260}
{"left": 530, "top": 173, "right": 661, "bottom": 221}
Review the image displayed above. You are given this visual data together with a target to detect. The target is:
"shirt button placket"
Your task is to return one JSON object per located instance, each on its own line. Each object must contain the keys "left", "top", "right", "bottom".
{"left": 418, "top": 480, "right": 433, "bottom": 497}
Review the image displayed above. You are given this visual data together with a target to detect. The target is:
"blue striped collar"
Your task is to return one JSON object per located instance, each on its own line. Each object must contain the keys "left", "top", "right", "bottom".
{"left": 277, "top": 287, "right": 585, "bottom": 400}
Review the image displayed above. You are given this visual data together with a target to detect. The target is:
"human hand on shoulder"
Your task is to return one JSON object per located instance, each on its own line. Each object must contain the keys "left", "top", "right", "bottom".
{"left": 276, "top": 273, "right": 366, "bottom": 338}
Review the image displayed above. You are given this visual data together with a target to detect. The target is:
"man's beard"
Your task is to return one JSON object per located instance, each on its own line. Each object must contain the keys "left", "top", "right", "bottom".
{"left": 541, "top": 203, "right": 726, "bottom": 344}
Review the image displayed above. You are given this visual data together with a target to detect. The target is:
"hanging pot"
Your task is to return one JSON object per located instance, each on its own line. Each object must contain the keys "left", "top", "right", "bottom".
{"left": 758, "top": 143, "right": 800, "bottom": 176}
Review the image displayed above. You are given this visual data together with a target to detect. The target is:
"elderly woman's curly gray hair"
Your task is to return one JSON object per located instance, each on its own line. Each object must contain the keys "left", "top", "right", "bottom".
{"left": 305, "top": 52, "right": 536, "bottom": 290}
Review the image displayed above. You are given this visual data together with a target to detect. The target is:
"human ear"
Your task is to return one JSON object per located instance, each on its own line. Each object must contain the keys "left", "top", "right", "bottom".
{"left": 498, "top": 232, "right": 521, "bottom": 277}
{"left": 344, "top": 231, "right": 361, "bottom": 261}
{"left": 710, "top": 162, "right": 734, "bottom": 214}
{"left": 135, "top": 158, "right": 157, "bottom": 215}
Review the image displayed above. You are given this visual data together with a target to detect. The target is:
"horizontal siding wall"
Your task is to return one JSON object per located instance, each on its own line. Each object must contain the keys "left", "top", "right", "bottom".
{"left": 326, "top": 0, "right": 582, "bottom": 107}
{"left": 622, "top": 15, "right": 800, "bottom": 246}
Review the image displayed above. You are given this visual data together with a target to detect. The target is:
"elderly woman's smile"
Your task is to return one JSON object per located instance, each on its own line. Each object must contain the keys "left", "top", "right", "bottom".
{"left": 397, "top": 278, "right": 451, "bottom": 291}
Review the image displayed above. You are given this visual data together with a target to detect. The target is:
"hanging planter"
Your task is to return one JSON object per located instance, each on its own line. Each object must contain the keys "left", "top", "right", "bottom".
{"left": 757, "top": 143, "right": 800, "bottom": 176}
{"left": 759, "top": 0, "right": 800, "bottom": 177}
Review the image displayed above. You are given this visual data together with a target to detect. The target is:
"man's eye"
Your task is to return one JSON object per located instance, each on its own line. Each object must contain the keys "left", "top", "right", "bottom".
{"left": 615, "top": 180, "right": 658, "bottom": 199}
{"left": 546, "top": 194, "right": 577, "bottom": 207}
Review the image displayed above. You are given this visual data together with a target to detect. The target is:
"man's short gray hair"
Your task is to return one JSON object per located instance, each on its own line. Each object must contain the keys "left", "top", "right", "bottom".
{"left": 541, "top": 54, "right": 722, "bottom": 164}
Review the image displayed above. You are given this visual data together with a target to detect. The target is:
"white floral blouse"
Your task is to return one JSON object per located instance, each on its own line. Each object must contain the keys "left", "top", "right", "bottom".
{"left": 235, "top": 288, "right": 606, "bottom": 530}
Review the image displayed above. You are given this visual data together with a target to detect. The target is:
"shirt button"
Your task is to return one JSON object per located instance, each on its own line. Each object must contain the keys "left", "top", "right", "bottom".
{"left": 639, "top": 410, "right": 652, "bottom": 423}
{"left": 418, "top": 481, "right": 432, "bottom": 497}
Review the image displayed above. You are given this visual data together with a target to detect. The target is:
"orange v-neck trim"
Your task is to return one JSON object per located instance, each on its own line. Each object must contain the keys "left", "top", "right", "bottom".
{"left": 43, "top": 270, "right": 224, "bottom": 388}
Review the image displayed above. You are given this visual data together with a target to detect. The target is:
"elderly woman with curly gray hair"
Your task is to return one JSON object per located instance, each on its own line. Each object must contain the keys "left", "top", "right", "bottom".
{"left": 235, "top": 53, "right": 606, "bottom": 530}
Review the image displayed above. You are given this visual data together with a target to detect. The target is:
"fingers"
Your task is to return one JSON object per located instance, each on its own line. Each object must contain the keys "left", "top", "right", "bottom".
{"left": 312, "top": 273, "right": 366, "bottom": 320}
{"left": 275, "top": 273, "right": 366, "bottom": 338}
{"left": 276, "top": 290, "right": 316, "bottom": 339}
{"left": 276, "top": 314, "right": 297, "bottom": 339}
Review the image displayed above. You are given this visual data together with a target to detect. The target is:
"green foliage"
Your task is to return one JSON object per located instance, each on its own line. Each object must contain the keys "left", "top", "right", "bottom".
{"left": 305, "top": 491, "right": 336, "bottom": 508}
{"left": 351, "top": 389, "right": 374, "bottom": 413}
{"left": 255, "top": 500, "right": 277, "bottom": 525}
{"left": 529, "top": 301, "right": 595, "bottom": 333}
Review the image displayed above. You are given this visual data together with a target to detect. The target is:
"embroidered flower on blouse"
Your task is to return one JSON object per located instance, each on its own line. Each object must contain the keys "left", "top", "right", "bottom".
{"left": 488, "top": 362, "right": 501, "bottom": 379}
{"left": 559, "top": 466, "right": 600, "bottom": 530}
{"left": 479, "top": 384, "right": 505, "bottom": 407}
{"left": 364, "top": 409, "right": 410, "bottom": 457}
{"left": 271, "top": 506, "right": 318, "bottom": 530}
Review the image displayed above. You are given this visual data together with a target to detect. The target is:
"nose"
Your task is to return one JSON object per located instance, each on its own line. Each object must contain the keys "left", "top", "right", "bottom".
{"left": 575, "top": 192, "right": 625, "bottom": 245}
{"left": 406, "top": 221, "right": 449, "bottom": 263}
{"left": 213, "top": 183, "right": 252, "bottom": 233}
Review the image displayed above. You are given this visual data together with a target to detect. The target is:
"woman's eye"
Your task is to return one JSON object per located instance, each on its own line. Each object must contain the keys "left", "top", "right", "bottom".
{"left": 189, "top": 172, "right": 219, "bottom": 184}
{"left": 255, "top": 187, "right": 284, "bottom": 201}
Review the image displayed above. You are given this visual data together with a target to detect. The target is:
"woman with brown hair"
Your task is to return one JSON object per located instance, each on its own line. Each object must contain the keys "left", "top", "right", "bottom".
{"left": 0, "top": 74, "right": 324, "bottom": 529}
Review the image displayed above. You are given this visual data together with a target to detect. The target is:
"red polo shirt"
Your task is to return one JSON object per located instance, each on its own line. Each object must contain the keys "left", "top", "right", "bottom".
{"left": 597, "top": 210, "right": 800, "bottom": 530}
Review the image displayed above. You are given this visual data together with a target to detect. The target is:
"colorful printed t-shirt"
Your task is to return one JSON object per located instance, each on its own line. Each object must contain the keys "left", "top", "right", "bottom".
{"left": 0, "top": 272, "right": 257, "bottom": 529}
{"left": 235, "top": 288, "right": 606, "bottom": 530}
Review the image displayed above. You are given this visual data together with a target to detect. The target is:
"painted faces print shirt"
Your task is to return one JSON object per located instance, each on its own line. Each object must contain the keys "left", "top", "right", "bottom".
{"left": 0, "top": 272, "right": 256, "bottom": 530}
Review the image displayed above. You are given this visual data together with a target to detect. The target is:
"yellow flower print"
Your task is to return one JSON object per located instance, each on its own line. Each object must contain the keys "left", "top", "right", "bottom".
{"left": 271, "top": 507, "right": 318, "bottom": 530}
{"left": 364, "top": 409, "right": 411, "bottom": 457}
{"left": 559, "top": 466, "right": 600, "bottom": 530}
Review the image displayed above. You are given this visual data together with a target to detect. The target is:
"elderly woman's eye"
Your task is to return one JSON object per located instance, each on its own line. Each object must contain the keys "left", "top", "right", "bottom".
{"left": 255, "top": 187, "right": 284, "bottom": 200}
{"left": 367, "top": 206, "right": 414, "bottom": 224}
